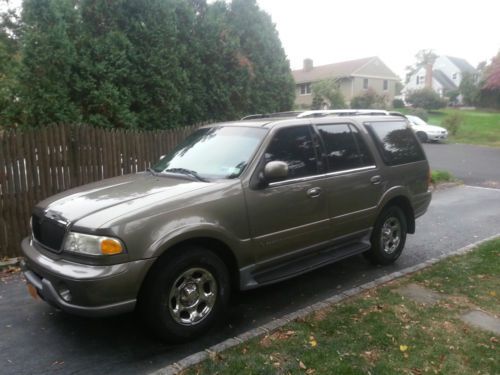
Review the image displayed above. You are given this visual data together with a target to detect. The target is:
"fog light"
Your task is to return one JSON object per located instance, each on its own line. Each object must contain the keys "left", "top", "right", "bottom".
{"left": 58, "top": 285, "right": 72, "bottom": 302}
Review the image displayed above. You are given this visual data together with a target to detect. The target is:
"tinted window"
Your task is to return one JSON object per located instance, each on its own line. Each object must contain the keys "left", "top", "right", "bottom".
{"left": 317, "top": 124, "right": 374, "bottom": 172}
{"left": 367, "top": 121, "right": 425, "bottom": 165}
{"left": 350, "top": 125, "right": 375, "bottom": 166}
{"left": 265, "top": 126, "right": 318, "bottom": 179}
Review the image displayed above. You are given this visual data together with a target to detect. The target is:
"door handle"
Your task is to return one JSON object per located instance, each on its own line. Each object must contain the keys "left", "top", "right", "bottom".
{"left": 370, "top": 175, "right": 382, "bottom": 185}
{"left": 307, "top": 187, "right": 322, "bottom": 198}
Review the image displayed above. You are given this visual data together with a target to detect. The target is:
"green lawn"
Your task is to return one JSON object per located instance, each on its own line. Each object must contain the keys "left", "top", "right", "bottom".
{"left": 404, "top": 108, "right": 500, "bottom": 147}
{"left": 187, "top": 240, "right": 500, "bottom": 374}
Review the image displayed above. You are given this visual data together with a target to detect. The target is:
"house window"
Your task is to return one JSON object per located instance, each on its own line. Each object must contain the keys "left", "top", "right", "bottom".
{"left": 363, "top": 78, "right": 368, "bottom": 90}
{"left": 417, "top": 75, "right": 424, "bottom": 85}
{"left": 299, "top": 83, "right": 311, "bottom": 95}
{"left": 416, "top": 76, "right": 419, "bottom": 85}
{"left": 452, "top": 73, "right": 457, "bottom": 80}
{"left": 383, "top": 80, "right": 388, "bottom": 91}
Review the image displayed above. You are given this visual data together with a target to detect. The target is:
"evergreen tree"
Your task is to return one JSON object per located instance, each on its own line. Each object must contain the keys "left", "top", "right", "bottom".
{"left": 0, "top": 7, "right": 21, "bottom": 126}
{"left": 228, "top": 0, "right": 294, "bottom": 114}
{"left": 5, "top": 0, "right": 295, "bottom": 128}
{"left": 19, "top": 0, "right": 81, "bottom": 126}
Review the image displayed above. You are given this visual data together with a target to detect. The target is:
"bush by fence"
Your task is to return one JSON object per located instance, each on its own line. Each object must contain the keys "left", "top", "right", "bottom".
{"left": 0, "top": 124, "right": 201, "bottom": 258}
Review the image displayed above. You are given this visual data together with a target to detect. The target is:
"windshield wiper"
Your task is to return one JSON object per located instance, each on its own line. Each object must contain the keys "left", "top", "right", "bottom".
{"left": 163, "top": 168, "right": 208, "bottom": 182}
{"left": 147, "top": 167, "right": 158, "bottom": 176}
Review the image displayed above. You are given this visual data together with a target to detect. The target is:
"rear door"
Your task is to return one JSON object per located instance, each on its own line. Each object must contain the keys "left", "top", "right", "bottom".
{"left": 314, "top": 121, "right": 383, "bottom": 238}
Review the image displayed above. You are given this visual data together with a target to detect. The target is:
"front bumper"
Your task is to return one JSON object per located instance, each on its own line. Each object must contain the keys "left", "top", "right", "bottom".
{"left": 21, "top": 237, "right": 156, "bottom": 317}
{"left": 427, "top": 133, "right": 448, "bottom": 141}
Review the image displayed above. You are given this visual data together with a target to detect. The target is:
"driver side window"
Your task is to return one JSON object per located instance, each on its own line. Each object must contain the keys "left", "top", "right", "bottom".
{"left": 264, "top": 126, "right": 319, "bottom": 180}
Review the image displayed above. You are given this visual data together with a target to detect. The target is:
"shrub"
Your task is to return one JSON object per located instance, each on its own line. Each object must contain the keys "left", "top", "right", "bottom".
{"left": 351, "top": 88, "right": 386, "bottom": 109}
{"left": 409, "top": 108, "right": 429, "bottom": 122}
{"left": 311, "top": 79, "right": 346, "bottom": 109}
{"left": 392, "top": 99, "right": 405, "bottom": 108}
{"left": 441, "top": 112, "right": 464, "bottom": 136}
{"left": 431, "top": 170, "right": 455, "bottom": 184}
{"left": 406, "top": 88, "right": 447, "bottom": 110}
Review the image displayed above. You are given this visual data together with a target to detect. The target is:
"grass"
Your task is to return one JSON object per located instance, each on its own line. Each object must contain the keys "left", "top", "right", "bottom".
{"left": 431, "top": 169, "right": 456, "bottom": 184}
{"left": 187, "top": 240, "right": 500, "bottom": 375}
{"left": 402, "top": 108, "right": 500, "bottom": 147}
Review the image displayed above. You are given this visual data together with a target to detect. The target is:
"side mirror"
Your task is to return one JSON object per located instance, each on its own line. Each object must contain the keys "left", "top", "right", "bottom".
{"left": 263, "top": 161, "right": 288, "bottom": 182}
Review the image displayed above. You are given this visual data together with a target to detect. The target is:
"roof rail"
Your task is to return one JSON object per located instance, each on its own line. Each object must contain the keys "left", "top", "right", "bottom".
{"left": 241, "top": 109, "right": 407, "bottom": 121}
{"left": 241, "top": 111, "right": 303, "bottom": 120}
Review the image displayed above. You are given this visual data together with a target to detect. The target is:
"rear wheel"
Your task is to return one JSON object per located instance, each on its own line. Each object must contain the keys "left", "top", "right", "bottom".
{"left": 139, "top": 246, "right": 230, "bottom": 343}
{"left": 366, "top": 206, "right": 407, "bottom": 265}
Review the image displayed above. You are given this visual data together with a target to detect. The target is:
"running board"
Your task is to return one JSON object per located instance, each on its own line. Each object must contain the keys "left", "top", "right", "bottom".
{"left": 250, "top": 241, "right": 371, "bottom": 287}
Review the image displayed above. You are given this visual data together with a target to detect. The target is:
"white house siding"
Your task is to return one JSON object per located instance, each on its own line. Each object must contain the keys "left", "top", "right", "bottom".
{"left": 404, "top": 67, "right": 426, "bottom": 93}
{"left": 431, "top": 78, "right": 444, "bottom": 96}
{"left": 433, "top": 56, "right": 463, "bottom": 86}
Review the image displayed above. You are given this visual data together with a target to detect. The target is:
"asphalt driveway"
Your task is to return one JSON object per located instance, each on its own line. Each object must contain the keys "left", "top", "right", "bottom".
{"left": 423, "top": 143, "right": 500, "bottom": 187}
{"left": 1, "top": 142, "right": 499, "bottom": 375}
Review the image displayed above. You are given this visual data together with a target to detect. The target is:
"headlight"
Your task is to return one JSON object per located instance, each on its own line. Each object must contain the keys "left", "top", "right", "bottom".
{"left": 63, "top": 232, "right": 125, "bottom": 256}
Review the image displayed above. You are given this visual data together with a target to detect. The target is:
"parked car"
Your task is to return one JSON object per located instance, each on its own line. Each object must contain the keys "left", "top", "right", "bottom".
{"left": 21, "top": 114, "right": 432, "bottom": 342}
{"left": 406, "top": 115, "right": 448, "bottom": 142}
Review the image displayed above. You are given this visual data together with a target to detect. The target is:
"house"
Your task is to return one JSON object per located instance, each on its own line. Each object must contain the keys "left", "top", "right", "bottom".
{"left": 404, "top": 56, "right": 477, "bottom": 102}
{"left": 291, "top": 57, "right": 400, "bottom": 108}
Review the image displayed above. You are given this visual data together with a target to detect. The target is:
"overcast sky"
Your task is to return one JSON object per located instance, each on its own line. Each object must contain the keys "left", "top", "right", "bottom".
{"left": 256, "top": 0, "right": 500, "bottom": 78}
{"left": 2, "top": 0, "right": 499, "bottom": 79}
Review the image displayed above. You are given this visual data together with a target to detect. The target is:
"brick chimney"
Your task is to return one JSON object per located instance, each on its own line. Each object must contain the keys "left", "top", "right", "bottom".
{"left": 425, "top": 63, "right": 433, "bottom": 89}
{"left": 303, "top": 58, "right": 313, "bottom": 72}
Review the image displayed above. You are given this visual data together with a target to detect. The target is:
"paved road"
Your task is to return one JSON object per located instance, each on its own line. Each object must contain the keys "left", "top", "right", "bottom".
{"left": 1, "top": 142, "right": 499, "bottom": 375}
{"left": 423, "top": 143, "right": 500, "bottom": 188}
{"left": 1, "top": 185, "right": 500, "bottom": 375}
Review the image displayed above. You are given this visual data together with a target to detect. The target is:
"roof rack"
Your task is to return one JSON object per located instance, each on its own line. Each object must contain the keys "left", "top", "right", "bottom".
{"left": 241, "top": 109, "right": 407, "bottom": 121}
{"left": 241, "top": 111, "right": 303, "bottom": 120}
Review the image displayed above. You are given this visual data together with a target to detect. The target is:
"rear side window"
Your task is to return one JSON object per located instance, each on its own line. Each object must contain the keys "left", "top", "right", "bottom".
{"left": 367, "top": 121, "right": 425, "bottom": 165}
{"left": 317, "top": 123, "right": 374, "bottom": 172}
{"left": 264, "top": 126, "right": 319, "bottom": 179}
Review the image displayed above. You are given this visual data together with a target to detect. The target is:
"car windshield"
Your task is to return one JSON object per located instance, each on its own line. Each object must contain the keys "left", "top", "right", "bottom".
{"left": 152, "top": 126, "right": 267, "bottom": 180}
{"left": 407, "top": 115, "right": 427, "bottom": 126}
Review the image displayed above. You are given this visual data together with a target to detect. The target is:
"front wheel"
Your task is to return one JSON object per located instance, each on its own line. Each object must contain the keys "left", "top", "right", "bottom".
{"left": 416, "top": 131, "right": 428, "bottom": 143}
{"left": 365, "top": 206, "right": 407, "bottom": 265}
{"left": 138, "top": 247, "right": 230, "bottom": 343}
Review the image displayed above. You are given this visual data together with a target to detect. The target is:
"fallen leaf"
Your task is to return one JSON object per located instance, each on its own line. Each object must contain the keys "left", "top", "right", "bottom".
{"left": 490, "top": 337, "right": 498, "bottom": 344}
{"left": 299, "top": 360, "right": 307, "bottom": 370}
{"left": 309, "top": 336, "right": 317, "bottom": 347}
{"left": 489, "top": 291, "right": 496, "bottom": 297}
{"left": 400, "top": 345, "right": 409, "bottom": 352}
{"left": 306, "top": 369, "right": 316, "bottom": 374}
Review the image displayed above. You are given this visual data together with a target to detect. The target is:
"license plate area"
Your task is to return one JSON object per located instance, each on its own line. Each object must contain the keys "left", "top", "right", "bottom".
{"left": 27, "top": 282, "right": 39, "bottom": 300}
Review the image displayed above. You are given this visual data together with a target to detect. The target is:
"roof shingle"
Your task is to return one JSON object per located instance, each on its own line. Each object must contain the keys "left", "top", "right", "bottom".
{"left": 292, "top": 57, "right": 376, "bottom": 84}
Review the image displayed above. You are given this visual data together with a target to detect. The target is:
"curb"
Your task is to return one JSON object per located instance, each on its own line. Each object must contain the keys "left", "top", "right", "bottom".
{"left": 149, "top": 233, "right": 500, "bottom": 375}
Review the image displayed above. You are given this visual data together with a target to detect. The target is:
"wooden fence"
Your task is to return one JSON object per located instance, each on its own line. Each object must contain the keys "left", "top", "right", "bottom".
{"left": 0, "top": 123, "right": 201, "bottom": 258}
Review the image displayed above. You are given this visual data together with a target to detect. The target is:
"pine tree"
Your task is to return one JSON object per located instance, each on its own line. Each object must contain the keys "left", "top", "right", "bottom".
{"left": 228, "top": 0, "right": 295, "bottom": 114}
{"left": 19, "top": 0, "right": 81, "bottom": 126}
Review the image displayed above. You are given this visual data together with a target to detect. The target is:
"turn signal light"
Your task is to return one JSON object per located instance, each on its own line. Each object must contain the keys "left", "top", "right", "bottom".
{"left": 101, "top": 238, "right": 123, "bottom": 255}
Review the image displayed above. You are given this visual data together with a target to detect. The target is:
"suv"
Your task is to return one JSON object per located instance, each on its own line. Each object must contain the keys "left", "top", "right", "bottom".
{"left": 21, "top": 115, "right": 431, "bottom": 342}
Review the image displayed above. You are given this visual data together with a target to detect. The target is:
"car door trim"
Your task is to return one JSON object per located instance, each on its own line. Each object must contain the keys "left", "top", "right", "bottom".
{"left": 268, "top": 165, "right": 377, "bottom": 188}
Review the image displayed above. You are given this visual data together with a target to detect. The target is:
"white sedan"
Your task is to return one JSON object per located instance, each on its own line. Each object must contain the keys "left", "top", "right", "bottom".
{"left": 406, "top": 115, "right": 448, "bottom": 143}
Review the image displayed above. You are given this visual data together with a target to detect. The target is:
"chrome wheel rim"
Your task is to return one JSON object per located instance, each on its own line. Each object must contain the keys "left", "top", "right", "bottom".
{"left": 168, "top": 267, "right": 217, "bottom": 326}
{"left": 381, "top": 216, "right": 401, "bottom": 255}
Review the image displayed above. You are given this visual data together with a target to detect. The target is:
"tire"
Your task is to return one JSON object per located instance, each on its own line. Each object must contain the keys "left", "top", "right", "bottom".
{"left": 365, "top": 206, "right": 407, "bottom": 265}
{"left": 416, "top": 131, "right": 428, "bottom": 143}
{"left": 138, "top": 246, "right": 230, "bottom": 343}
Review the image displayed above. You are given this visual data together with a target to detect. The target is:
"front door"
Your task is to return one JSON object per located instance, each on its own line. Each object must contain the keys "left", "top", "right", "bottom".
{"left": 244, "top": 125, "right": 330, "bottom": 264}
